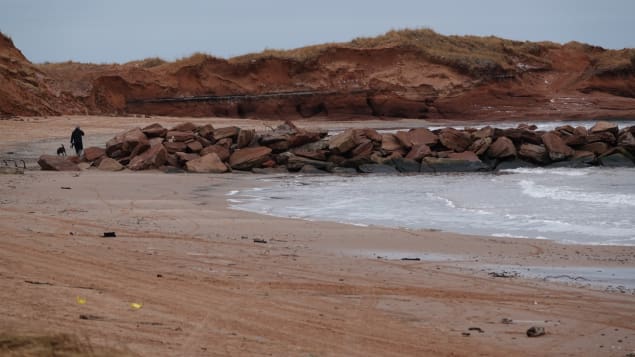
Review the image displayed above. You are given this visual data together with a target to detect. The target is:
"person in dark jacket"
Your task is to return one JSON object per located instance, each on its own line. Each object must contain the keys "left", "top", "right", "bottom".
{"left": 70, "top": 125, "right": 85, "bottom": 156}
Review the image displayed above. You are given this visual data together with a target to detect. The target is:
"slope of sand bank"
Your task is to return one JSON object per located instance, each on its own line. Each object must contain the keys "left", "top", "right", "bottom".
{"left": 1, "top": 170, "right": 634, "bottom": 356}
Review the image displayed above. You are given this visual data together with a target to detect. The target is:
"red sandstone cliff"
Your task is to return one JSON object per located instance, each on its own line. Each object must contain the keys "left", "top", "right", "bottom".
{"left": 2, "top": 29, "right": 634, "bottom": 120}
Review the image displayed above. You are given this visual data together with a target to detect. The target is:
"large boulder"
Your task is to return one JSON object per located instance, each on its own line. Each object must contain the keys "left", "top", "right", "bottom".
{"left": 213, "top": 126, "right": 240, "bottom": 141}
{"left": 106, "top": 127, "right": 149, "bottom": 158}
{"left": 598, "top": 151, "right": 635, "bottom": 167}
{"left": 390, "top": 157, "right": 421, "bottom": 173}
{"left": 586, "top": 131, "right": 616, "bottom": 145}
{"left": 519, "top": 143, "right": 550, "bottom": 164}
{"left": 487, "top": 137, "right": 517, "bottom": 159}
{"left": 358, "top": 164, "right": 399, "bottom": 174}
{"left": 142, "top": 123, "right": 167, "bottom": 138}
{"left": 408, "top": 128, "right": 438, "bottom": 146}
{"left": 448, "top": 151, "right": 481, "bottom": 162}
{"left": 350, "top": 140, "right": 375, "bottom": 158}
{"left": 329, "top": 129, "right": 358, "bottom": 154}
{"left": 83, "top": 147, "right": 105, "bottom": 162}
{"left": 287, "top": 131, "right": 322, "bottom": 148}
{"left": 381, "top": 134, "right": 403, "bottom": 152}
{"left": 236, "top": 129, "right": 255, "bottom": 148}
{"left": 165, "top": 131, "right": 195, "bottom": 142}
{"left": 97, "top": 157, "right": 124, "bottom": 171}
{"left": 200, "top": 145, "right": 230, "bottom": 161}
{"left": 163, "top": 141, "right": 187, "bottom": 154}
{"left": 185, "top": 153, "right": 228, "bottom": 173}
{"left": 590, "top": 121, "right": 619, "bottom": 136}
{"left": 405, "top": 144, "right": 432, "bottom": 161}
{"left": 541, "top": 132, "right": 574, "bottom": 161}
{"left": 38, "top": 155, "right": 80, "bottom": 171}
{"left": 472, "top": 126, "right": 494, "bottom": 140}
{"left": 422, "top": 157, "right": 488, "bottom": 172}
{"left": 469, "top": 137, "right": 492, "bottom": 156}
{"left": 127, "top": 144, "right": 167, "bottom": 170}
{"left": 282, "top": 153, "right": 334, "bottom": 172}
{"left": 186, "top": 141, "right": 203, "bottom": 153}
{"left": 175, "top": 152, "right": 200, "bottom": 164}
{"left": 581, "top": 142, "right": 611, "bottom": 156}
{"left": 229, "top": 147, "right": 272, "bottom": 170}
{"left": 439, "top": 128, "right": 472, "bottom": 152}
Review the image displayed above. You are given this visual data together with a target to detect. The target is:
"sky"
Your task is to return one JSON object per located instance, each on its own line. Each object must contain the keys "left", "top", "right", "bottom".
{"left": 1, "top": 0, "right": 634, "bottom": 64}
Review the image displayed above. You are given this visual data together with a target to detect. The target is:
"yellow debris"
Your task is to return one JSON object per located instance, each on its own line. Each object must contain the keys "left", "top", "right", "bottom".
{"left": 130, "top": 302, "right": 143, "bottom": 310}
{"left": 76, "top": 296, "right": 86, "bottom": 305}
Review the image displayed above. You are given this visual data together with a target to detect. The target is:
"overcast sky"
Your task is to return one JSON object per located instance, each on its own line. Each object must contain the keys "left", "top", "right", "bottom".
{"left": 2, "top": 0, "right": 634, "bottom": 64}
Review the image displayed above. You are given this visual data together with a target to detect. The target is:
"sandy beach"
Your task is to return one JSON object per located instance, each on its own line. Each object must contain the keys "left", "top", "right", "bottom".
{"left": 1, "top": 116, "right": 634, "bottom": 356}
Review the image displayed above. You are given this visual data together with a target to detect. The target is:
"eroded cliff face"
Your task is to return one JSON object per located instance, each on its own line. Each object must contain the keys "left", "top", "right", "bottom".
{"left": 2, "top": 30, "right": 634, "bottom": 120}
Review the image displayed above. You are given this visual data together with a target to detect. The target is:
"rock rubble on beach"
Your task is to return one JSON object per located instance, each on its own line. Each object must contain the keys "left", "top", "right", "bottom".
{"left": 38, "top": 120, "right": 635, "bottom": 173}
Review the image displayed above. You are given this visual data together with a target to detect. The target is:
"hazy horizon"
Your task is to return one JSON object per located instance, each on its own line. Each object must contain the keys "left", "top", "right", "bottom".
{"left": 2, "top": 0, "right": 634, "bottom": 64}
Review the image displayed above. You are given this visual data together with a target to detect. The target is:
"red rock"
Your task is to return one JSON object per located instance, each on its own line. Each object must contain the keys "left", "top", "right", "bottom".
{"left": 574, "top": 126, "right": 588, "bottom": 136}
{"left": 590, "top": 121, "right": 619, "bottom": 136}
{"left": 186, "top": 141, "right": 203, "bottom": 153}
{"left": 37, "top": 155, "right": 80, "bottom": 171}
{"left": 619, "top": 131, "right": 635, "bottom": 149}
{"left": 405, "top": 144, "right": 432, "bottom": 161}
{"left": 148, "top": 137, "right": 164, "bottom": 147}
{"left": 586, "top": 131, "right": 616, "bottom": 145}
{"left": 197, "top": 124, "right": 215, "bottom": 140}
{"left": 216, "top": 138, "right": 233, "bottom": 148}
{"left": 194, "top": 136, "right": 213, "bottom": 148}
{"left": 439, "top": 128, "right": 472, "bottom": 152}
{"left": 359, "top": 128, "right": 383, "bottom": 142}
{"left": 408, "top": 128, "right": 438, "bottom": 146}
{"left": 448, "top": 151, "right": 480, "bottom": 162}
{"left": 351, "top": 140, "right": 374, "bottom": 158}
{"left": 292, "top": 149, "right": 327, "bottom": 161}
{"left": 487, "top": 136, "right": 517, "bottom": 159}
{"left": 581, "top": 142, "right": 611, "bottom": 155}
{"left": 395, "top": 131, "right": 413, "bottom": 148}
{"left": 175, "top": 152, "right": 200, "bottom": 163}
{"left": 97, "top": 157, "right": 124, "bottom": 171}
{"left": 573, "top": 150, "right": 595, "bottom": 161}
{"left": 519, "top": 143, "right": 550, "bottom": 164}
{"left": 469, "top": 137, "right": 492, "bottom": 156}
{"left": 472, "top": 126, "right": 494, "bottom": 141}
{"left": 541, "top": 132, "right": 574, "bottom": 161}
{"left": 163, "top": 141, "right": 187, "bottom": 154}
{"left": 127, "top": 144, "right": 167, "bottom": 170}
{"left": 564, "top": 133, "right": 587, "bottom": 146}
{"left": 83, "top": 147, "right": 105, "bottom": 161}
{"left": 329, "top": 129, "right": 357, "bottom": 154}
{"left": 229, "top": 146, "right": 272, "bottom": 170}
{"left": 185, "top": 153, "right": 228, "bottom": 173}
{"left": 381, "top": 134, "right": 403, "bottom": 151}
{"left": 165, "top": 131, "right": 194, "bottom": 142}
{"left": 213, "top": 126, "right": 240, "bottom": 141}
{"left": 106, "top": 127, "right": 149, "bottom": 158}
{"left": 142, "top": 123, "right": 167, "bottom": 138}
{"left": 287, "top": 131, "right": 322, "bottom": 148}
{"left": 200, "top": 145, "right": 230, "bottom": 161}
{"left": 237, "top": 129, "right": 255, "bottom": 148}
{"left": 170, "top": 122, "right": 197, "bottom": 132}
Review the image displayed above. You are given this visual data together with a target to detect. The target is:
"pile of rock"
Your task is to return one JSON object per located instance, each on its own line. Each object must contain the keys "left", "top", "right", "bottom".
{"left": 39, "top": 120, "right": 635, "bottom": 173}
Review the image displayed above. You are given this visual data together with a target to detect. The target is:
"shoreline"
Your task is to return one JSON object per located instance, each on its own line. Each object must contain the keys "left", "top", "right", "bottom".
{"left": 1, "top": 116, "right": 635, "bottom": 355}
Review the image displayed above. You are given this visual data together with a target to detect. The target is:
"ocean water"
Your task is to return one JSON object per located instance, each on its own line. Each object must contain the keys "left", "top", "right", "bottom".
{"left": 229, "top": 167, "right": 635, "bottom": 246}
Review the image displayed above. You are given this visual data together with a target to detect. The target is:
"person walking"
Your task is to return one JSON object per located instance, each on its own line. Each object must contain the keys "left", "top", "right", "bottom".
{"left": 70, "top": 125, "right": 85, "bottom": 156}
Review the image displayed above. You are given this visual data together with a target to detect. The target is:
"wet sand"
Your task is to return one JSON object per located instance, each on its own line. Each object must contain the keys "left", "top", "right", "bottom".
{"left": 1, "top": 116, "right": 634, "bottom": 356}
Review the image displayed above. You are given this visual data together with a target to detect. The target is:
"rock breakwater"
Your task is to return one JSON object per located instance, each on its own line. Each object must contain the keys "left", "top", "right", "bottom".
{"left": 38, "top": 121, "right": 635, "bottom": 173}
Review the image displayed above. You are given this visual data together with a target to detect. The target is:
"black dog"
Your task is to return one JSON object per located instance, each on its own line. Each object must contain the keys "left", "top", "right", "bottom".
{"left": 57, "top": 144, "right": 67, "bottom": 156}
